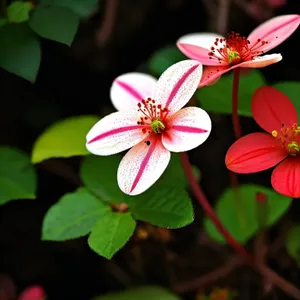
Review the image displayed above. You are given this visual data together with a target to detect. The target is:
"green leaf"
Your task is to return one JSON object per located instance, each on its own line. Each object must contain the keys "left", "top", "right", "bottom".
{"left": 148, "top": 46, "right": 186, "bottom": 77}
{"left": 0, "top": 23, "right": 41, "bottom": 82}
{"left": 81, "top": 153, "right": 200, "bottom": 204}
{"left": 159, "top": 153, "right": 200, "bottom": 188}
{"left": 128, "top": 186, "right": 194, "bottom": 229}
{"left": 31, "top": 115, "right": 99, "bottom": 164}
{"left": 0, "top": 146, "right": 36, "bottom": 205}
{"left": 42, "top": 187, "right": 110, "bottom": 241}
{"left": 272, "top": 81, "right": 300, "bottom": 118}
{"left": 41, "top": 0, "right": 98, "bottom": 18}
{"left": 88, "top": 211, "right": 136, "bottom": 259}
{"left": 205, "top": 184, "right": 292, "bottom": 244}
{"left": 286, "top": 225, "right": 300, "bottom": 267}
{"left": 29, "top": 5, "right": 80, "bottom": 46}
{"left": 93, "top": 286, "right": 181, "bottom": 300}
{"left": 195, "top": 69, "right": 266, "bottom": 116}
{"left": 7, "top": 1, "right": 34, "bottom": 23}
{"left": 0, "top": 18, "right": 8, "bottom": 27}
{"left": 80, "top": 155, "right": 126, "bottom": 203}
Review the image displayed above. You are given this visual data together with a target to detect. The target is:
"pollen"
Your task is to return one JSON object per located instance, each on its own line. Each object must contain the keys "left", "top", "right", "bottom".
{"left": 272, "top": 123, "right": 300, "bottom": 156}
{"left": 208, "top": 31, "right": 269, "bottom": 65}
{"left": 151, "top": 119, "right": 165, "bottom": 134}
{"left": 136, "top": 98, "right": 169, "bottom": 135}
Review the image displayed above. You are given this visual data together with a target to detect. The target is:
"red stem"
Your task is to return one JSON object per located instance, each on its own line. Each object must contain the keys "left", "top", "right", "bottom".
{"left": 179, "top": 152, "right": 251, "bottom": 261}
{"left": 96, "top": 0, "right": 119, "bottom": 45}
{"left": 232, "top": 68, "right": 242, "bottom": 139}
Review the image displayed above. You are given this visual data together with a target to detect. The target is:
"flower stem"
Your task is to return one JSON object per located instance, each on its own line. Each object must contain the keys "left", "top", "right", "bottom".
{"left": 232, "top": 68, "right": 242, "bottom": 139}
{"left": 180, "top": 152, "right": 300, "bottom": 299}
{"left": 179, "top": 152, "right": 250, "bottom": 261}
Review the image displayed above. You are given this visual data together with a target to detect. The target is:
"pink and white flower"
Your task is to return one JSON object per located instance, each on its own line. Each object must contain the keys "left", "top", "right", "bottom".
{"left": 177, "top": 14, "right": 300, "bottom": 87}
{"left": 86, "top": 60, "right": 211, "bottom": 195}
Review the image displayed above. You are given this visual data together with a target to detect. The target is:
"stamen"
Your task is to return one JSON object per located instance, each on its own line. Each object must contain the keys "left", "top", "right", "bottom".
{"left": 208, "top": 31, "right": 269, "bottom": 64}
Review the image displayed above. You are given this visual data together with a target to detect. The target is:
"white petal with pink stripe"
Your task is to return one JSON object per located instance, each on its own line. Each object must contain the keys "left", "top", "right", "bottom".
{"left": 162, "top": 107, "right": 211, "bottom": 152}
{"left": 110, "top": 73, "right": 157, "bottom": 111}
{"left": 117, "top": 137, "right": 171, "bottom": 195}
{"left": 154, "top": 60, "right": 203, "bottom": 114}
{"left": 86, "top": 111, "right": 146, "bottom": 156}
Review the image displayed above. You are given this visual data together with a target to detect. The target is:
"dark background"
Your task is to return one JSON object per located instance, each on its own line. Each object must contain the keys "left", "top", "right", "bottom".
{"left": 0, "top": 0, "right": 300, "bottom": 299}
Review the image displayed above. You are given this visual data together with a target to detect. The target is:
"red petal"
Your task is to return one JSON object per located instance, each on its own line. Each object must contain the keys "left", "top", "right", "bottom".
{"left": 18, "top": 286, "right": 45, "bottom": 300}
{"left": 251, "top": 86, "right": 298, "bottom": 133}
{"left": 271, "top": 157, "right": 300, "bottom": 198}
{"left": 225, "top": 132, "right": 287, "bottom": 173}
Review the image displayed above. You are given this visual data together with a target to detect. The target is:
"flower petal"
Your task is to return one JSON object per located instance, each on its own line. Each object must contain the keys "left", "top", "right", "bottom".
{"left": 177, "top": 33, "right": 225, "bottom": 50}
{"left": 117, "top": 137, "right": 170, "bottom": 195}
{"left": 162, "top": 107, "right": 211, "bottom": 152}
{"left": 198, "top": 53, "right": 281, "bottom": 87}
{"left": 110, "top": 73, "right": 157, "bottom": 111}
{"left": 225, "top": 132, "right": 287, "bottom": 173}
{"left": 177, "top": 33, "right": 227, "bottom": 66}
{"left": 251, "top": 86, "right": 298, "bottom": 133}
{"left": 247, "top": 14, "right": 300, "bottom": 53}
{"left": 19, "top": 286, "right": 45, "bottom": 300}
{"left": 271, "top": 157, "right": 300, "bottom": 198}
{"left": 154, "top": 60, "right": 203, "bottom": 113}
{"left": 239, "top": 53, "right": 282, "bottom": 68}
{"left": 177, "top": 44, "right": 226, "bottom": 66}
{"left": 199, "top": 65, "right": 229, "bottom": 87}
{"left": 86, "top": 112, "right": 147, "bottom": 155}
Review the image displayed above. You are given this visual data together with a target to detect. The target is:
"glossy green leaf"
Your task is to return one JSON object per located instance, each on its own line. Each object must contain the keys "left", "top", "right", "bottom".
{"left": 31, "top": 115, "right": 98, "bottom": 164}
{"left": 195, "top": 69, "right": 266, "bottom": 116}
{"left": 42, "top": 187, "right": 109, "bottom": 241}
{"left": 94, "top": 286, "right": 181, "bottom": 300}
{"left": 7, "top": 1, "right": 34, "bottom": 23}
{"left": 41, "top": 0, "right": 98, "bottom": 18}
{"left": 272, "top": 81, "right": 300, "bottom": 117}
{"left": 29, "top": 5, "right": 80, "bottom": 46}
{"left": 148, "top": 46, "right": 186, "bottom": 77}
{"left": 81, "top": 153, "right": 200, "bottom": 205}
{"left": 88, "top": 211, "right": 136, "bottom": 259}
{"left": 0, "top": 146, "right": 36, "bottom": 205}
{"left": 0, "top": 23, "right": 40, "bottom": 82}
{"left": 80, "top": 155, "right": 126, "bottom": 203}
{"left": 128, "top": 186, "right": 194, "bottom": 229}
{"left": 286, "top": 225, "right": 300, "bottom": 267}
{"left": 205, "top": 184, "right": 292, "bottom": 244}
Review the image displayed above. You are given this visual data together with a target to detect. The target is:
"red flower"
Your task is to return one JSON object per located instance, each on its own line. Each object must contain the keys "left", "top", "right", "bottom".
{"left": 226, "top": 86, "right": 300, "bottom": 197}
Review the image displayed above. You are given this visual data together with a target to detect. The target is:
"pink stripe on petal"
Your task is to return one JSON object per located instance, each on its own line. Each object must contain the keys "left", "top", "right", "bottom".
{"left": 165, "top": 64, "right": 199, "bottom": 108}
{"left": 115, "top": 80, "right": 144, "bottom": 102}
{"left": 154, "top": 60, "right": 203, "bottom": 114}
{"left": 162, "top": 107, "right": 211, "bottom": 152}
{"left": 130, "top": 138, "right": 157, "bottom": 193}
{"left": 87, "top": 125, "right": 143, "bottom": 144}
{"left": 86, "top": 111, "right": 147, "bottom": 156}
{"left": 172, "top": 125, "right": 208, "bottom": 133}
{"left": 117, "top": 138, "right": 170, "bottom": 195}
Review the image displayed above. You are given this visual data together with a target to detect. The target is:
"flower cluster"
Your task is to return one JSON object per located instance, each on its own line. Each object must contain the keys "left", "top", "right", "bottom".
{"left": 86, "top": 14, "right": 300, "bottom": 197}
